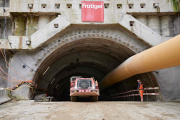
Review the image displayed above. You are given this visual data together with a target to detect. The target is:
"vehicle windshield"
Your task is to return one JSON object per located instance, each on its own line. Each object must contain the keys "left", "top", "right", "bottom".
{"left": 77, "top": 79, "right": 92, "bottom": 89}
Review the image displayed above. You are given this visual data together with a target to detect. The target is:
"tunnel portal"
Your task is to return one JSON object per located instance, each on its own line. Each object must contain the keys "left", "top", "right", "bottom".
{"left": 33, "top": 26, "right": 159, "bottom": 101}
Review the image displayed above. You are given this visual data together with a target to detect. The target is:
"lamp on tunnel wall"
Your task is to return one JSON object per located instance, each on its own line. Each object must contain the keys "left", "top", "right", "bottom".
{"left": 43, "top": 67, "right": 50, "bottom": 75}
{"left": 67, "top": 4, "right": 72, "bottom": 9}
{"left": 26, "top": 40, "right": 31, "bottom": 45}
{"left": 104, "top": 3, "right": 109, "bottom": 8}
{"left": 140, "top": 3, "right": 145, "bottom": 8}
{"left": 79, "top": 4, "right": 82, "bottom": 9}
{"left": 153, "top": 3, "right": 159, "bottom": 8}
{"left": 128, "top": 4, "right": 134, "bottom": 9}
{"left": 41, "top": 4, "right": 47, "bottom": 9}
{"left": 55, "top": 4, "right": 60, "bottom": 9}
{"left": 56, "top": 84, "right": 59, "bottom": 88}
{"left": 28, "top": 4, "right": 33, "bottom": 9}
{"left": 130, "top": 21, "right": 134, "bottom": 26}
{"left": 54, "top": 24, "right": 59, "bottom": 28}
{"left": 117, "top": 4, "right": 122, "bottom": 9}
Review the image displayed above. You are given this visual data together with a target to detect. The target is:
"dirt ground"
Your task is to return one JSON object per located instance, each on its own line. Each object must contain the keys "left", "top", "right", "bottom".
{"left": 0, "top": 100, "right": 180, "bottom": 120}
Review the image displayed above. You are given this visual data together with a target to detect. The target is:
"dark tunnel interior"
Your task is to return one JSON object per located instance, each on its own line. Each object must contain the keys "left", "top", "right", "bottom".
{"left": 34, "top": 39, "right": 159, "bottom": 102}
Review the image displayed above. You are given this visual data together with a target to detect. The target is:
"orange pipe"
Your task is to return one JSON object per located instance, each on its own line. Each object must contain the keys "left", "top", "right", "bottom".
{"left": 100, "top": 35, "right": 180, "bottom": 90}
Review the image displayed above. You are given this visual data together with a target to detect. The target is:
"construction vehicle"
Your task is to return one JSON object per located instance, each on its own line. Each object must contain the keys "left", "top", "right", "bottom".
{"left": 70, "top": 76, "right": 99, "bottom": 102}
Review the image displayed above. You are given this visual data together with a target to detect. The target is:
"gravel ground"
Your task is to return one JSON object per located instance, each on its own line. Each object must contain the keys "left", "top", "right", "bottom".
{"left": 0, "top": 100, "right": 180, "bottom": 120}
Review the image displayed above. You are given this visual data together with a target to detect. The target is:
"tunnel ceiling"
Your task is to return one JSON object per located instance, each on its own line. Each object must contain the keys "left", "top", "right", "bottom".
{"left": 32, "top": 25, "right": 151, "bottom": 99}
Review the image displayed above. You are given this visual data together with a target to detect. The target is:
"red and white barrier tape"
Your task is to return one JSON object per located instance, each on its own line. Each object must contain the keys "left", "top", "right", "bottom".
{"left": 105, "top": 87, "right": 159, "bottom": 98}
{"left": 144, "top": 87, "right": 159, "bottom": 90}
{"left": 110, "top": 93, "right": 159, "bottom": 99}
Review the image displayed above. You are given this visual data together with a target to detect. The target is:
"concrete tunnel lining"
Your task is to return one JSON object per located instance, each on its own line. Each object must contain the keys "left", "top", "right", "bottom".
{"left": 34, "top": 39, "right": 136, "bottom": 100}
{"left": 32, "top": 25, "right": 149, "bottom": 81}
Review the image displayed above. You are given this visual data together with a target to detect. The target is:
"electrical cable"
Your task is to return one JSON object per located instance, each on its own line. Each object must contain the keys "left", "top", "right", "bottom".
{"left": 1, "top": 0, "right": 33, "bottom": 84}
{"left": 0, "top": 74, "right": 33, "bottom": 91}
{"left": 1, "top": 0, "right": 39, "bottom": 83}
{"left": 0, "top": 49, "right": 33, "bottom": 83}
{"left": 0, "top": 74, "right": 21, "bottom": 83}
{"left": 0, "top": 2, "right": 35, "bottom": 92}
{"left": 2, "top": 85, "right": 33, "bottom": 91}
{"left": 0, "top": 67, "right": 22, "bottom": 82}
{"left": 1, "top": 83, "right": 33, "bottom": 91}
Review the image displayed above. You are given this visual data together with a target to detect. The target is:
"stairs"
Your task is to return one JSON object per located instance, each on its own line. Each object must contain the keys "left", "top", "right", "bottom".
{"left": 119, "top": 14, "right": 163, "bottom": 46}
{"left": 31, "top": 15, "right": 71, "bottom": 49}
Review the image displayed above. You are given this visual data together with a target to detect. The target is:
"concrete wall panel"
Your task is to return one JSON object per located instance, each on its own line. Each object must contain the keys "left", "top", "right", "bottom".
{"left": 0, "top": 88, "right": 11, "bottom": 104}
{"left": 154, "top": 66, "right": 180, "bottom": 101}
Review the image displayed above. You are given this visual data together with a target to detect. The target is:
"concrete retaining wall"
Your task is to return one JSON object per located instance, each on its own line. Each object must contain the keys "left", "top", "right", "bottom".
{"left": 0, "top": 88, "right": 11, "bottom": 104}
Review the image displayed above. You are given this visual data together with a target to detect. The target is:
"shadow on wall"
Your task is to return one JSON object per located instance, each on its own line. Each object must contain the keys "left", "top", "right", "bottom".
{"left": 0, "top": 19, "right": 12, "bottom": 39}
{"left": 0, "top": 0, "right": 10, "bottom": 7}
{"left": 154, "top": 66, "right": 180, "bottom": 101}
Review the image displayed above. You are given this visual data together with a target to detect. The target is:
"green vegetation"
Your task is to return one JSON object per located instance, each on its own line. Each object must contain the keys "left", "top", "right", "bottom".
{"left": 26, "top": 16, "right": 38, "bottom": 36}
{"left": 168, "top": 0, "right": 180, "bottom": 12}
{"left": 15, "top": 16, "right": 26, "bottom": 36}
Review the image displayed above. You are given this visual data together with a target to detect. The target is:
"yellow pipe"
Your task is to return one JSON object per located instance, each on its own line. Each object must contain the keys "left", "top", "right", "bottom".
{"left": 100, "top": 35, "right": 180, "bottom": 90}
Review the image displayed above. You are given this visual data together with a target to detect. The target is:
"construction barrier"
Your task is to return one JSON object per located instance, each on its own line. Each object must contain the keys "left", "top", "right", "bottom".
{"left": 0, "top": 88, "right": 11, "bottom": 104}
{"left": 104, "top": 87, "right": 159, "bottom": 99}
{"left": 112, "top": 93, "right": 159, "bottom": 99}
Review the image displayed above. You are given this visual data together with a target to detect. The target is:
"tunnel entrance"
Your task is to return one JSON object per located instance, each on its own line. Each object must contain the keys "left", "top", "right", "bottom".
{"left": 33, "top": 26, "right": 160, "bottom": 102}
